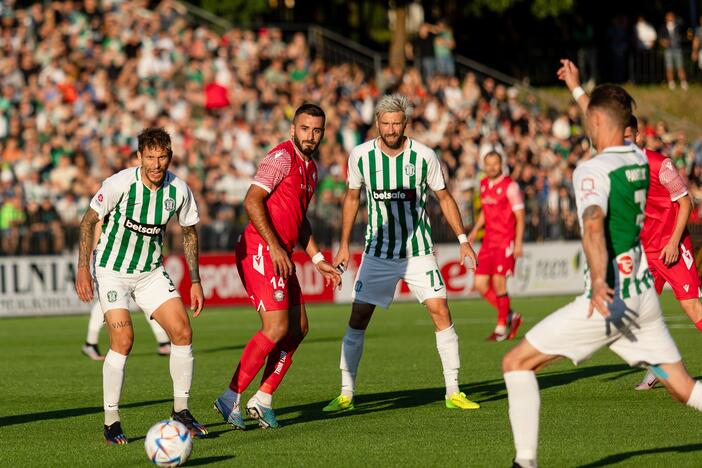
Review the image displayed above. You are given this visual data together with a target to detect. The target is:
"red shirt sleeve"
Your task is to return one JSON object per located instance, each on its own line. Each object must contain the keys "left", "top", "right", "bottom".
{"left": 252, "top": 148, "right": 291, "bottom": 192}
{"left": 658, "top": 157, "right": 688, "bottom": 201}
{"left": 506, "top": 181, "right": 525, "bottom": 211}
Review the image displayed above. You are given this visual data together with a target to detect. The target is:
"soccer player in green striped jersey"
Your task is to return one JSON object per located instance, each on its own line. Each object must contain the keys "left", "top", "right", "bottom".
{"left": 75, "top": 128, "right": 207, "bottom": 444}
{"left": 323, "top": 94, "right": 481, "bottom": 413}
{"left": 502, "top": 85, "right": 702, "bottom": 468}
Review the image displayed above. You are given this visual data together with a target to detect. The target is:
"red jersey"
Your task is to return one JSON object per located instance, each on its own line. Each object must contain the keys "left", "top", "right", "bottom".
{"left": 240, "top": 140, "right": 318, "bottom": 254}
{"left": 640, "top": 148, "right": 689, "bottom": 254}
{"left": 479, "top": 175, "right": 524, "bottom": 247}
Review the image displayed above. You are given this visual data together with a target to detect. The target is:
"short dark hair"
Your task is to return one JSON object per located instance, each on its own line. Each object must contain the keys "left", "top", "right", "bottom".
{"left": 628, "top": 114, "right": 638, "bottom": 132}
{"left": 293, "top": 104, "right": 325, "bottom": 124}
{"left": 587, "top": 84, "right": 635, "bottom": 130}
{"left": 137, "top": 127, "right": 172, "bottom": 157}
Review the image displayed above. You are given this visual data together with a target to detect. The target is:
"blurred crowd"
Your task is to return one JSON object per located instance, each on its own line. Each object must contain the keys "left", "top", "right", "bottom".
{"left": 0, "top": 0, "right": 701, "bottom": 256}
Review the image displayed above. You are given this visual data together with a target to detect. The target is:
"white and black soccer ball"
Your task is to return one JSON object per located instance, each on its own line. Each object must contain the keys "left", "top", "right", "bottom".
{"left": 144, "top": 420, "right": 193, "bottom": 467}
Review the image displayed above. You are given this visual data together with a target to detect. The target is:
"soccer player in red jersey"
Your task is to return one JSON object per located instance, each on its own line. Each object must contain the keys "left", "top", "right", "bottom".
{"left": 213, "top": 104, "right": 341, "bottom": 429}
{"left": 558, "top": 59, "right": 702, "bottom": 390}
{"left": 469, "top": 150, "right": 525, "bottom": 341}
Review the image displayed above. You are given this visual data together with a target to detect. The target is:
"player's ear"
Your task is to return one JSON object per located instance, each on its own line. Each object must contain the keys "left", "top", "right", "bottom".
{"left": 290, "top": 122, "right": 295, "bottom": 139}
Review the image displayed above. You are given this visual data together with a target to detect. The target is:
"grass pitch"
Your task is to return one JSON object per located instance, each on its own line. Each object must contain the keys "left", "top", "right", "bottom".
{"left": 2, "top": 293, "right": 702, "bottom": 467}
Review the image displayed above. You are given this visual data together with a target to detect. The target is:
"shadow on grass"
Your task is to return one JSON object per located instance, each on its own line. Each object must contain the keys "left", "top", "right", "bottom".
{"left": 188, "top": 455, "right": 236, "bottom": 466}
{"left": 274, "top": 363, "right": 639, "bottom": 426}
{"left": 577, "top": 443, "right": 702, "bottom": 467}
{"left": 0, "top": 398, "right": 171, "bottom": 428}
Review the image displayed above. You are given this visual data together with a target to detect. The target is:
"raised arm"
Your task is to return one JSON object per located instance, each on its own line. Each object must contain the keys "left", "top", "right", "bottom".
{"left": 76, "top": 208, "right": 101, "bottom": 302}
{"left": 333, "top": 188, "right": 361, "bottom": 269}
{"left": 244, "top": 184, "right": 293, "bottom": 278}
{"left": 182, "top": 225, "right": 204, "bottom": 317}
{"left": 557, "top": 59, "right": 589, "bottom": 115}
{"left": 582, "top": 205, "right": 613, "bottom": 318}
{"left": 434, "top": 188, "right": 478, "bottom": 269}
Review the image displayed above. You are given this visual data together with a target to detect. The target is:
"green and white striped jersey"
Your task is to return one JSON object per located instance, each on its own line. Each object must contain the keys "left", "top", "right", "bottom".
{"left": 573, "top": 145, "right": 652, "bottom": 299}
{"left": 348, "top": 137, "right": 446, "bottom": 259}
{"left": 90, "top": 167, "right": 199, "bottom": 274}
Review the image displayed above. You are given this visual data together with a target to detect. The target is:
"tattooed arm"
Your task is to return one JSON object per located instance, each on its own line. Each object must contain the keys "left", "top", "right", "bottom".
{"left": 581, "top": 205, "right": 613, "bottom": 318}
{"left": 76, "top": 209, "right": 100, "bottom": 302}
{"left": 182, "top": 225, "right": 204, "bottom": 317}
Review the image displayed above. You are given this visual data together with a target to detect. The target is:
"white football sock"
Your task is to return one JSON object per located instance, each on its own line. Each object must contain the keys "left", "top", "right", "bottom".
{"left": 87, "top": 301, "right": 104, "bottom": 345}
{"left": 435, "top": 323, "right": 460, "bottom": 397}
{"left": 504, "top": 370, "right": 540, "bottom": 464}
{"left": 254, "top": 390, "right": 273, "bottom": 408}
{"left": 686, "top": 381, "right": 702, "bottom": 411}
{"left": 495, "top": 324, "right": 507, "bottom": 335}
{"left": 340, "top": 327, "right": 365, "bottom": 399}
{"left": 170, "top": 344, "right": 193, "bottom": 412}
{"left": 145, "top": 313, "right": 170, "bottom": 344}
{"left": 103, "top": 350, "right": 127, "bottom": 425}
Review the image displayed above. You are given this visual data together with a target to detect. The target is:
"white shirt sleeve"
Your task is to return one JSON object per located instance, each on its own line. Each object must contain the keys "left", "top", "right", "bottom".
{"left": 573, "top": 163, "right": 609, "bottom": 227}
{"left": 425, "top": 150, "right": 446, "bottom": 191}
{"left": 177, "top": 184, "right": 200, "bottom": 227}
{"left": 89, "top": 174, "right": 123, "bottom": 219}
{"left": 347, "top": 147, "right": 364, "bottom": 189}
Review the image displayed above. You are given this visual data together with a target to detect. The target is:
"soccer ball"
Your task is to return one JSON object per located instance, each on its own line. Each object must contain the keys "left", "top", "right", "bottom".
{"left": 144, "top": 420, "right": 193, "bottom": 467}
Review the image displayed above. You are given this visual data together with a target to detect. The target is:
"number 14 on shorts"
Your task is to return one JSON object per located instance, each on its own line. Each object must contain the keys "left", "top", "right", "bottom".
{"left": 270, "top": 277, "right": 286, "bottom": 289}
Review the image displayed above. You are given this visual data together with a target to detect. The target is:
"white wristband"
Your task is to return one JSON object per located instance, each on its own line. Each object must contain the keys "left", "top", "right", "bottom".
{"left": 311, "top": 252, "right": 325, "bottom": 265}
{"left": 458, "top": 234, "right": 468, "bottom": 244}
{"left": 572, "top": 86, "right": 585, "bottom": 101}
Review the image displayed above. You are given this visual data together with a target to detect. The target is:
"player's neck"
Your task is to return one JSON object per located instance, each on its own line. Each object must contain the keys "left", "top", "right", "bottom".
{"left": 378, "top": 136, "right": 407, "bottom": 157}
{"left": 595, "top": 131, "right": 625, "bottom": 153}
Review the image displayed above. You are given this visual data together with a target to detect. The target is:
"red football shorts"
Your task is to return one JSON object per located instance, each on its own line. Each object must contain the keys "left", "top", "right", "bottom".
{"left": 236, "top": 243, "right": 304, "bottom": 312}
{"left": 647, "top": 237, "right": 701, "bottom": 301}
{"left": 475, "top": 242, "right": 515, "bottom": 277}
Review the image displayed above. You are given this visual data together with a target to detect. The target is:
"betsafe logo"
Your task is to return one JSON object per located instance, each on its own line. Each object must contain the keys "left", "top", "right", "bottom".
{"left": 371, "top": 189, "right": 416, "bottom": 202}
{"left": 124, "top": 218, "right": 164, "bottom": 237}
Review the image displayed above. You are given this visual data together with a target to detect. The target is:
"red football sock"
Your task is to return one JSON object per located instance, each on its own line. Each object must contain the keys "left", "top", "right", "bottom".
{"left": 695, "top": 319, "right": 702, "bottom": 333}
{"left": 497, "top": 294, "right": 510, "bottom": 326}
{"left": 483, "top": 286, "right": 499, "bottom": 310}
{"left": 229, "top": 331, "right": 276, "bottom": 393}
{"left": 259, "top": 335, "right": 303, "bottom": 394}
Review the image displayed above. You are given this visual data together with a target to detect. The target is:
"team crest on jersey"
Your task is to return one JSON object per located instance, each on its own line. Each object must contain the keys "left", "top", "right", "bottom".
{"left": 497, "top": 187, "right": 503, "bottom": 195}
{"left": 164, "top": 198, "right": 175, "bottom": 212}
{"left": 273, "top": 290, "right": 285, "bottom": 302}
{"left": 404, "top": 164, "right": 415, "bottom": 176}
{"left": 107, "top": 290, "right": 118, "bottom": 303}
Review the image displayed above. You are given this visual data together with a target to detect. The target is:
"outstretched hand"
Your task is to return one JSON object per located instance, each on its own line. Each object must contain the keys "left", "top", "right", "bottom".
{"left": 316, "top": 260, "right": 343, "bottom": 290}
{"left": 557, "top": 59, "right": 581, "bottom": 91}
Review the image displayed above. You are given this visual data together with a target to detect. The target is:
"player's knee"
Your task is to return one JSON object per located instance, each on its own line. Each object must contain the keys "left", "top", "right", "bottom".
{"left": 169, "top": 323, "right": 192, "bottom": 345}
{"left": 263, "top": 322, "right": 289, "bottom": 343}
{"left": 111, "top": 333, "right": 134, "bottom": 355}
{"left": 502, "top": 348, "right": 524, "bottom": 373}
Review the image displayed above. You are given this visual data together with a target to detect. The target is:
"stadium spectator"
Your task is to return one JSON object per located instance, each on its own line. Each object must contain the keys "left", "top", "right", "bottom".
{"left": 659, "top": 11, "right": 688, "bottom": 90}
{"left": 0, "top": 0, "right": 699, "bottom": 259}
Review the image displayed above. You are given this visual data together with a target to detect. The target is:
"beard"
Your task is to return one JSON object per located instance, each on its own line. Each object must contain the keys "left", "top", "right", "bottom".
{"left": 293, "top": 134, "right": 319, "bottom": 158}
{"left": 380, "top": 133, "right": 405, "bottom": 150}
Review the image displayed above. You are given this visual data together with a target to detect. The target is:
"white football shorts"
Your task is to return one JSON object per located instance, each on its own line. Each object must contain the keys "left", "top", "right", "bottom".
{"left": 526, "top": 287, "right": 681, "bottom": 367}
{"left": 352, "top": 253, "right": 447, "bottom": 308}
{"left": 94, "top": 265, "right": 181, "bottom": 318}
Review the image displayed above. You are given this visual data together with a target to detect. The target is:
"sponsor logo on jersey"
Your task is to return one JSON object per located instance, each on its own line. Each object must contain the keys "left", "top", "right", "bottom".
{"left": 371, "top": 189, "right": 417, "bottom": 202}
{"left": 683, "top": 284, "right": 690, "bottom": 293}
{"left": 617, "top": 255, "right": 633, "bottom": 275}
{"left": 107, "top": 290, "right": 118, "bottom": 303}
{"left": 164, "top": 198, "right": 175, "bottom": 212}
{"left": 354, "top": 281, "right": 363, "bottom": 292}
{"left": 404, "top": 164, "right": 415, "bottom": 176}
{"left": 123, "top": 218, "right": 164, "bottom": 237}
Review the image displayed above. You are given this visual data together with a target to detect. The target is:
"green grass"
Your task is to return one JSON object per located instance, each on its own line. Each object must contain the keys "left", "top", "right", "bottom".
{"left": 2, "top": 293, "right": 702, "bottom": 467}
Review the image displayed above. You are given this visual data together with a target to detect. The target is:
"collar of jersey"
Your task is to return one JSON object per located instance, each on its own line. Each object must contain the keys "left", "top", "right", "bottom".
{"left": 136, "top": 166, "right": 169, "bottom": 191}
{"left": 487, "top": 174, "right": 505, "bottom": 188}
{"left": 600, "top": 145, "right": 635, "bottom": 154}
